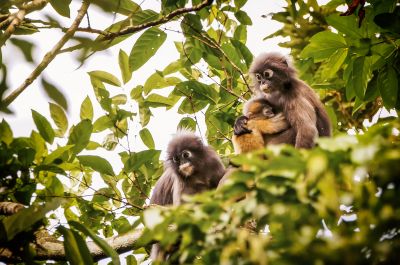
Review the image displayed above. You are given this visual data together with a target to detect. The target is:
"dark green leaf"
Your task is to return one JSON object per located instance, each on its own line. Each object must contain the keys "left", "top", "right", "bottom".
{"left": 139, "top": 128, "right": 155, "bottom": 149}
{"left": 49, "top": 0, "right": 72, "bottom": 18}
{"left": 174, "top": 81, "right": 219, "bottom": 104}
{"left": 32, "top": 110, "right": 55, "bottom": 144}
{"left": 1, "top": 199, "right": 61, "bottom": 242}
{"left": 378, "top": 66, "right": 398, "bottom": 109}
{"left": 43, "top": 145, "right": 73, "bottom": 164}
{"left": 321, "top": 48, "right": 348, "bottom": 79}
{"left": 10, "top": 38, "right": 34, "bottom": 62}
{"left": 129, "top": 27, "right": 167, "bottom": 72}
{"left": 42, "top": 78, "right": 68, "bottom": 111}
{"left": 90, "top": 0, "right": 141, "bottom": 15}
{"left": 124, "top": 150, "right": 160, "bottom": 172}
{"left": 69, "top": 221, "right": 120, "bottom": 265}
{"left": 234, "top": 10, "right": 252, "bottom": 25}
{"left": 58, "top": 226, "right": 94, "bottom": 265}
{"left": 350, "top": 56, "right": 373, "bottom": 99}
{"left": 300, "top": 31, "right": 347, "bottom": 62}
{"left": 326, "top": 14, "right": 363, "bottom": 39}
{"left": 77, "top": 155, "right": 115, "bottom": 176}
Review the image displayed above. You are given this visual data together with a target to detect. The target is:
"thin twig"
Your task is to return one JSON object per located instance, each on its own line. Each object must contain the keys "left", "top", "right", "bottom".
{"left": 2, "top": 0, "right": 90, "bottom": 107}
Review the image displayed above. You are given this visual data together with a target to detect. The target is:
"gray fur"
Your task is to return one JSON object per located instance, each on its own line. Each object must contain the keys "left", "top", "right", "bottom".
{"left": 249, "top": 52, "right": 332, "bottom": 148}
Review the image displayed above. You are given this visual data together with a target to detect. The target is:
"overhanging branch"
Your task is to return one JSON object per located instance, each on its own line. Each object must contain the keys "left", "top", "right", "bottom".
{"left": 2, "top": 0, "right": 90, "bottom": 107}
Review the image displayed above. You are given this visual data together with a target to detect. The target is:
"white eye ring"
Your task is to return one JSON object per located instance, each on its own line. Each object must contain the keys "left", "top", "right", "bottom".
{"left": 181, "top": 150, "right": 191, "bottom": 159}
{"left": 264, "top": 69, "right": 273, "bottom": 79}
{"left": 255, "top": 73, "right": 262, "bottom": 81}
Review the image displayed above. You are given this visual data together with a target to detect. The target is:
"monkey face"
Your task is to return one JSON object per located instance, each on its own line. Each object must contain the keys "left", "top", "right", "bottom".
{"left": 249, "top": 52, "right": 294, "bottom": 95}
{"left": 172, "top": 150, "right": 195, "bottom": 177}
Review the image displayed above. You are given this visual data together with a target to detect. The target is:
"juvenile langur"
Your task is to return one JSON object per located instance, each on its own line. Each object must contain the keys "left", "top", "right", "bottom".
{"left": 232, "top": 97, "right": 289, "bottom": 154}
{"left": 235, "top": 52, "right": 331, "bottom": 148}
{"left": 150, "top": 131, "right": 225, "bottom": 260}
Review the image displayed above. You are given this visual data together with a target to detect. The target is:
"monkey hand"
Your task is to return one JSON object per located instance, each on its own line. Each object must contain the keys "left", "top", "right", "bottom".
{"left": 234, "top": 116, "right": 252, "bottom": 135}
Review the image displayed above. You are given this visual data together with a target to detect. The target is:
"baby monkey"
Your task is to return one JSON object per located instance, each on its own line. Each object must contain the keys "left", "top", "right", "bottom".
{"left": 232, "top": 97, "right": 289, "bottom": 154}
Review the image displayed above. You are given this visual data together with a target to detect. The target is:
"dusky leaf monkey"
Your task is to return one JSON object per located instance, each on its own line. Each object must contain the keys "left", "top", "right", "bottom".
{"left": 149, "top": 131, "right": 226, "bottom": 260}
{"left": 232, "top": 96, "right": 289, "bottom": 154}
{"left": 235, "top": 52, "right": 332, "bottom": 149}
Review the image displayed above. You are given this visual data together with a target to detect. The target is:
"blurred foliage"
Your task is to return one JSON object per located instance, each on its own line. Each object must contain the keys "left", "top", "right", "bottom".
{"left": 0, "top": 0, "right": 399, "bottom": 264}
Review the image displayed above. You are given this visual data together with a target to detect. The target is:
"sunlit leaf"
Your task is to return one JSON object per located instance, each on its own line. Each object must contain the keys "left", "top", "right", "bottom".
{"left": 124, "top": 150, "right": 160, "bottom": 172}
{"left": 43, "top": 145, "right": 73, "bottom": 164}
{"left": 143, "top": 72, "right": 181, "bottom": 95}
{"left": 80, "top": 96, "right": 93, "bottom": 121}
{"left": 0, "top": 119, "right": 13, "bottom": 145}
{"left": 139, "top": 128, "right": 155, "bottom": 149}
{"left": 119, "top": 49, "right": 132, "bottom": 84}
{"left": 88, "top": 71, "right": 121, "bottom": 87}
{"left": 93, "top": 115, "right": 113, "bottom": 133}
{"left": 177, "top": 117, "right": 196, "bottom": 131}
{"left": 67, "top": 120, "right": 93, "bottom": 154}
{"left": 321, "top": 48, "right": 348, "bottom": 79}
{"left": 49, "top": 103, "right": 68, "bottom": 137}
{"left": 42, "top": 78, "right": 68, "bottom": 111}
{"left": 349, "top": 56, "right": 373, "bottom": 99}
{"left": 129, "top": 27, "right": 167, "bottom": 72}
{"left": 32, "top": 110, "right": 55, "bottom": 144}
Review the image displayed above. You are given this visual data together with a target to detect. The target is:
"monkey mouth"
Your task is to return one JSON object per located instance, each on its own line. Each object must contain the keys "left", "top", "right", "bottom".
{"left": 179, "top": 163, "right": 194, "bottom": 177}
{"left": 260, "top": 84, "right": 271, "bottom": 93}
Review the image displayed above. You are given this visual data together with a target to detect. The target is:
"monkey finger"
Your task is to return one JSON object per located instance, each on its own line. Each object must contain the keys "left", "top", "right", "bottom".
{"left": 234, "top": 116, "right": 252, "bottom": 135}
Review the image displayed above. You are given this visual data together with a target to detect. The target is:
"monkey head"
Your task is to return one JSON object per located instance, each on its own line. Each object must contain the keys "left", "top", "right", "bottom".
{"left": 166, "top": 132, "right": 206, "bottom": 179}
{"left": 249, "top": 52, "right": 297, "bottom": 95}
{"left": 243, "top": 97, "right": 276, "bottom": 120}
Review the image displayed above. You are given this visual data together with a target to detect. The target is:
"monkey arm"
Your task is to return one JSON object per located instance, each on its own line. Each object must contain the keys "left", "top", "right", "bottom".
{"left": 286, "top": 98, "right": 318, "bottom": 149}
{"left": 247, "top": 113, "right": 289, "bottom": 134}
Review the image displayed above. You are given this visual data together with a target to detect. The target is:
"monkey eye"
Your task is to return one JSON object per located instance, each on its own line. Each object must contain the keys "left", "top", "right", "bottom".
{"left": 255, "top": 73, "right": 262, "bottom": 81}
{"left": 264, "top": 69, "right": 273, "bottom": 79}
{"left": 181, "top": 150, "right": 192, "bottom": 159}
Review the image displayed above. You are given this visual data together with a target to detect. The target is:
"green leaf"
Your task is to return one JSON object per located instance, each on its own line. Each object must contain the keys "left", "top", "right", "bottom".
{"left": 0, "top": 199, "right": 61, "bottom": 242}
{"left": 67, "top": 120, "right": 93, "bottom": 154}
{"left": 0, "top": 119, "right": 13, "bottom": 145}
{"left": 145, "top": 93, "right": 180, "bottom": 109}
{"left": 43, "top": 145, "right": 73, "bottom": 164}
{"left": 177, "top": 117, "right": 196, "bottom": 131}
{"left": 349, "top": 56, "right": 373, "bottom": 99}
{"left": 174, "top": 81, "right": 219, "bottom": 104}
{"left": 49, "top": 0, "right": 72, "bottom": 18}
{"left": 58, "top": 226, "right": 94, "bottom": 265}
{"left": 88, "top": 71, "right": 121, "bottom": 87}
{"left": 69, "top": 221, "right": 121, "bottom": 265}
{"left": 300, "top": 31, "right": 347, "bottom": 62}
{"left": 77, "top": 155, "right": 115, "bottom": 176}
{"left": 112, "top": 94, "right": 128, "bottom": 105}
{"left": 139, "top": 104, "right": 152, "bottom": 127}
{"left": 129, "top": 27, "right": 167, "bottom": 72}
{"left": 326, "top": 14, "right": 363, "bottom": 39}
{"left": 178, "top": 98, "right": 208, "bottom": 114}
{"left": 130, "top": 85, "right": 143, "bottom": 100}
{"left": 235, "top": 10, "right": 252, "bottom": 25}
{"left": 93, "top": 115, "right": 113, "bottom": 133}
{"left": 231, "top": 39, "right": 253, "bottom": 68}
{"left": 126, "top": 255, "right": 138, "bottom": 265}
{"left": 234, "top": 0, "right": 246, "bottom": 9}
{"left": 42, "top": 78, "right": 68, "bottom": 111}
{"left": 124, "top": 150, "right": 160, "bottom": 172}
{"left": 321, "top": 48, "right": 348, "bottom": 79}
{"left": 49, "top": 103, "right": 68, "bottom": 137}
{"left": 80, "top": 96, "right": 93, "bottom": 121}
{"left": 119, "top": 49, "right": 132, "bottom": 84}
{"left": 139, "top": 128, "right": 155, "bottom": 149}
{"left": 10, "top": 38, "right": 34, "bottom": 62}
{"left": 90, "top": 0, "right": 141, "bottom": 15}
{"left": 378, "top": 66, "right": 398, "bottom": 109}
{"left": 32, "top": 110, "right": 55, "bottom": 144}
{"left": 143, "top": 72, "right": 181, "bottom": 95}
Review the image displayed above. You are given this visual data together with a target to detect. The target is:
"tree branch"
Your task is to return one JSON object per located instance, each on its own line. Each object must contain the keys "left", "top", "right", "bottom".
{"left": 2, "top": 0, "right": 90, "bottom": 107}
{"left": 103, "top": 0, "right": 214, "bottom": 40}
{"left": 0, "top": 228, "right": 143, "bottom": 262}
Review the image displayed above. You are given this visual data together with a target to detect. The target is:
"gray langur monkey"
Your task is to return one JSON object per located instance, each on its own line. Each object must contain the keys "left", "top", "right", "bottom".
{"left": 149, "top": 131, "right": 226, "bottom": 260}
{"left": 235, "top": 52, "right": 331, "bottom": 149}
